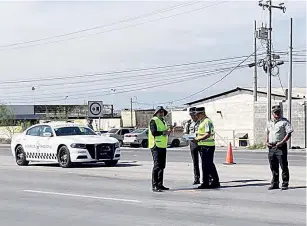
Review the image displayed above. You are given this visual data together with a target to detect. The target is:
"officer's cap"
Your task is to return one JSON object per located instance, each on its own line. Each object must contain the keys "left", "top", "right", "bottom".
{"left": 271, "top": 105, "right": 281, "bottom": 113}
{"left": 189, "top": 107, "right": 196, "bottom": 115}
{"left": 194, "top": 107, "right": 205, "bottom": 114}
{"left": 153, "top": 106, "right": 168, "bottom": 116}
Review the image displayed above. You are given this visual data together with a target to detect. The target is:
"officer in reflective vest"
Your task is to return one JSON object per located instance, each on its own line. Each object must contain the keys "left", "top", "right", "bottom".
{"left": 193, "top": 107, "right": 220, "bottom": 189}
{"left": 184, "top": 107, "right": 201, "bottom": 185}
{"left": 148, "top": 106, "right": 171, "bottom": 192}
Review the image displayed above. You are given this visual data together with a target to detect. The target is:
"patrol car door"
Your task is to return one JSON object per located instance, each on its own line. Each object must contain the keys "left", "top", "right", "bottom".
{"left": 23, "top": 125, "right": 42, "bottom": 155}
{"left": 37, "top": 125, "right": 54, "bottom": 159}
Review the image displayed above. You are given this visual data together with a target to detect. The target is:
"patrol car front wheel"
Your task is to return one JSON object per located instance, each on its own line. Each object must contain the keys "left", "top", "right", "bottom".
{"left": 15, "top": 145, "right": 29, "bottom": 166}
{"left": 104, "top": 160, "right": 118, "bottom": 167}
{"left": 58, "top": 146, "right": 72, "bottom": 168}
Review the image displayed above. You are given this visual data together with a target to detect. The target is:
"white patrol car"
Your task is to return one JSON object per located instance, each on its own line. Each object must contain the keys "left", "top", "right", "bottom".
{"left": 11, "top": 122, "right": 121, "bottom": 168}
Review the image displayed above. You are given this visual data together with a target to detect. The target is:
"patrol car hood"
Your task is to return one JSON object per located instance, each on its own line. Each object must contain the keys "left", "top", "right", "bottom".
{"left": 59, "top": 135, "right": 118, "bottom": 144}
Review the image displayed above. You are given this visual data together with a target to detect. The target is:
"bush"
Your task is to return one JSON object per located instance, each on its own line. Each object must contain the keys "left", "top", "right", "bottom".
{"left": 248, "top": 143, "right": 267, "bottom": 150}
{"left": 0, "top": 138, "right": 11, "bottom": 144}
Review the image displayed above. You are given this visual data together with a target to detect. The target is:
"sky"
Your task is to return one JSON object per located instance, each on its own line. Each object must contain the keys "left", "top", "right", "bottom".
{"left": 0, "top": 0, "right": 306, "bottom": 110}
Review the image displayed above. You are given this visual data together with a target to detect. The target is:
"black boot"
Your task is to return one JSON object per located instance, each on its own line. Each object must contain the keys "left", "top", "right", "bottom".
{"left": 197, "top": 183, "right": 210, "bottom": 189}
{"left": 281, "top": 182, "right": 289, "bottom": 190}
{"left": 159, "top": 185, "right": 169, "bottom": 190}
{"left": 209, "top": 181, "right": 221, "bottom": 188}
{"left": 268, "top": 184, "right": 279, "bottom": 190}
{"left": 152, "top": 186, "right": 162, "bottom": 192}
{"left": 193, "top": 178, "right": 200, "bottom": 185}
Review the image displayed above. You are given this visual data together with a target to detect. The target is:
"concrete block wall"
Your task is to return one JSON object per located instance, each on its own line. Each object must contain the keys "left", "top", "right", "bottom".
{"left": 282, "top": 101, "right": 307, "bottom": 148}
{"left": 254, "top": 100, "right": 307, "bottom": 148}
{"left": 253, "top": 102, "right": 269, "bottom": 145}
{"left": 193, "top": 93, "right": 256, "bottom": 146}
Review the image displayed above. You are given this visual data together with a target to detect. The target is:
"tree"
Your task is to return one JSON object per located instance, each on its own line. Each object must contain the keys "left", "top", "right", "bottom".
{"left": 0, "top": 104, "right": 19, "bottom": 141}
{"left": 0, "top": 105, "right": 33, "bottom": 143}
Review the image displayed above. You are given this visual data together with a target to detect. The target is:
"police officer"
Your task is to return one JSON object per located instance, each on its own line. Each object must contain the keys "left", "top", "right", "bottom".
{"left": 184, "top": 107, "right": 200, "bottom": 185}
{"left": 193, "top": 107, "right": 220, "bottom": 189}
{"left": 87, "top": 119, "right": 94, "bottom": 130}
{"left": 266, "top": 105, "right": 294, "bottom": 190}
{"left": 148, "top": 106, "right": 171, "bottom": 192}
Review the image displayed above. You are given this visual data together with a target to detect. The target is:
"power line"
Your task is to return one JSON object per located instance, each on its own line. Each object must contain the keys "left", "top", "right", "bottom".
{"left": 0, "top": 59, "right": 253, "bottom": 93}
{"left": 153, "top": 47, "right": 262, "bottom": 105}
{"left": 0, "top": 1, "right": 229, "bottom": 52}
{"left": 0, "top": 1, "right": 200, "bottom": 49}
{"left": 0, "top": 50, "right": 264, "bottom": 85}
{"left": 2, "top": 48, "right": 300, "bottom": 87}
{"left": 4, "top": 50, "right": 259, "bottom": 104}
{"left": 1, "top": 69, "right": 233, "bottom": 104}
{"left": 2, "top": 48, "right": 301, "bottom": 87}
{"left": 2, "top": 64, "right": 250, "bottom": 100}
{"left": 0, "top": 50, "right": 302, "bottom": 98}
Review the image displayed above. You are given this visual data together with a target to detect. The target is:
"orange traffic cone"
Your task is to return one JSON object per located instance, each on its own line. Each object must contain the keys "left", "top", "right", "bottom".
{"left": 223, "top": 142, "right": 236, "bottom": 165}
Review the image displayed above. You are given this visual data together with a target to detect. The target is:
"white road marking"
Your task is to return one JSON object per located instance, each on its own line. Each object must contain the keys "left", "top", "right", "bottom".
{"left": 23, "top": 189, "right": 141, "bottom": 203}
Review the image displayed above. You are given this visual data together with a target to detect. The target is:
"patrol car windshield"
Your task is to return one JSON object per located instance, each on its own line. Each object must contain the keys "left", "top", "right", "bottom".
{"left": 54, "top": 126, "right": 97, "bottom": 136}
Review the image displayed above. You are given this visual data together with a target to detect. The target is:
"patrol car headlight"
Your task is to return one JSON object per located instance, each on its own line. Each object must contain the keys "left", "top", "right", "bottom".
{"left": 115, "top": 142, "right": 120, "bottom": 148}
{"left": 70, "top": 143, "right": 87, "bottom": 149}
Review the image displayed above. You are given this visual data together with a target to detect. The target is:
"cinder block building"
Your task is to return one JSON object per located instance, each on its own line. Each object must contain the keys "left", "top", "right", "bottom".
{"left": 175, "top": 87, "right": 306, "bottom": 148}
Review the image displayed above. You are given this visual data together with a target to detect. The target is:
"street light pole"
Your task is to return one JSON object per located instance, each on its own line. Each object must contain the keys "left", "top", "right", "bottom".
{"left": 258, "top": 0, "right": 286, "bottom": 121}
{"left": 287, "top": 17, "right": 293, "bottom": 148}
{"left": 267, "top": 0, "right": 272, "bottom": 120}
{"left": 253, "top": 20, "right": 258, "bottom": 102}
{"left": 130, "top": 97, "right": 133, "bottom": 127}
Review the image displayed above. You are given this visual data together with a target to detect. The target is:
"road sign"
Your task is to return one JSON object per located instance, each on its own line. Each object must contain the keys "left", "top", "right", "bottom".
{"left": 88, "top": 101, "right": 103, "bottom": 117}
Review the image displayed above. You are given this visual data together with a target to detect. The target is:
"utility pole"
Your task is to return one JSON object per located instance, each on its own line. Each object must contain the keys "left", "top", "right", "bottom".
{"left": 130, "top": 97, "right": 133, "bottom": 127}
{"left": 253, "top": 20, "right": 258, "bottom": 102}
{"left": 287, "top": 17, "right": 293, "bottom": 148}
{"left": 258, "top": 0, "right": 286, "bottom": 121}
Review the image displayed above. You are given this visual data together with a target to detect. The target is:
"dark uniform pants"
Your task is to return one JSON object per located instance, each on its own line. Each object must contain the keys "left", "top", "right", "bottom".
{"left": 199, "top": 145, "right": 219, "bottom": 185}
{"left": 190, "top": 142, "right": 200, "bottom": 181}
{"left": 151, "top": 146, "right": 166, "bottom": 188}
{"left": 268, "top": 143, "right": 289, "bottom": 186}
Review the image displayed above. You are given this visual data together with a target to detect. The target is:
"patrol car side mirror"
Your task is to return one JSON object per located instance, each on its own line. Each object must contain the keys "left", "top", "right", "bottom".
{"left": 43, "top": 132, "right": 52, "bottom": 137}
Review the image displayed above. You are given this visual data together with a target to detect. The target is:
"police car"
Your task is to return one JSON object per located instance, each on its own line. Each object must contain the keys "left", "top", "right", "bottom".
{"left": 11, "top": 122, "right": 121, "bottom": 168}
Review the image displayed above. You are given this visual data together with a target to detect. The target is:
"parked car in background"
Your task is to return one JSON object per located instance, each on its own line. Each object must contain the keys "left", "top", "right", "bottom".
{"left": 123, "top": 128, "right": 149, "bottom": 148}
{"left": 101, "top": 127, "right": 134, "bottom": 146}
{"left": 123, "top": 128, "right": 187, "bottom": 148}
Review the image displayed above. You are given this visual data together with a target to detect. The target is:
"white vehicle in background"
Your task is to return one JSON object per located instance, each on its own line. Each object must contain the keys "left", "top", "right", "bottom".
{"left": 123, "top": 128, "right": 185, "bottom": 148}
{"left": 10, "top": 122, "right": 120, "bottom": 168}
{"left": 101, "top": 127, "right": 134, "bottom": 146}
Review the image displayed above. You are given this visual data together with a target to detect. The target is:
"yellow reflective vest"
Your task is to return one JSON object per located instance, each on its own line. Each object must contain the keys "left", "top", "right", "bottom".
{"left": 148, "top": 116, "right": 168, "bottom": 148}
{"left": 197, "top": 117, "right": 215, "bottom": 146}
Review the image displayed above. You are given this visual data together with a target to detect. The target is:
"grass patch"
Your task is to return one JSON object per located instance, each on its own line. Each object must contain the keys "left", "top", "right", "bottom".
{"left": 248, "top": 143, "right": 266, "bottom": 150}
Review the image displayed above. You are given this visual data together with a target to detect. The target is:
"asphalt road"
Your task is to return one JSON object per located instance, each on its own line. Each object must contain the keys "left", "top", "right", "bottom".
{"left": 1, "top": 145, "right": 306, "bottom": 166}
{"left": 0, "top": 145, "right": 306, "bottom": 226}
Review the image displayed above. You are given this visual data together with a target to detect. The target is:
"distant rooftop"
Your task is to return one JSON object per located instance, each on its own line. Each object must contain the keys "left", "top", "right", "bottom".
{"left": 185, "top": 87, "right": 305, "bottom": 105}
